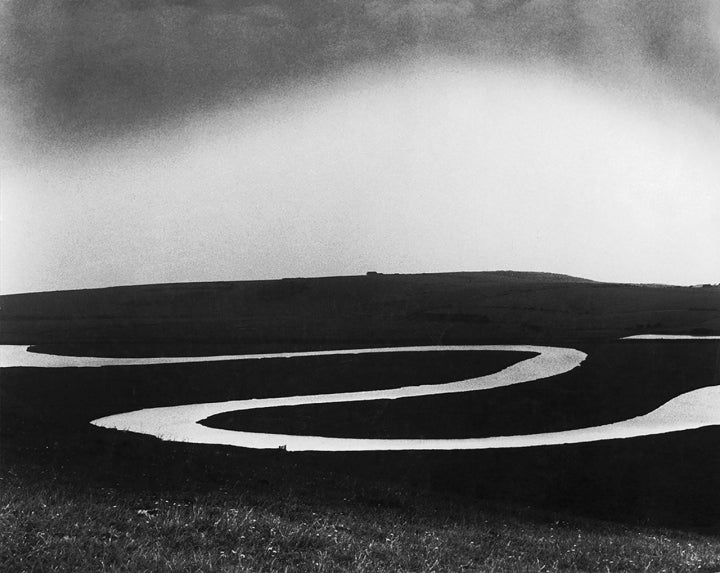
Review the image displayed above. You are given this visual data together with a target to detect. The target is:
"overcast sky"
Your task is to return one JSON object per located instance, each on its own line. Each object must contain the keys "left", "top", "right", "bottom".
{"left": 2, "top": 0, "right": 719, "bottom": 293}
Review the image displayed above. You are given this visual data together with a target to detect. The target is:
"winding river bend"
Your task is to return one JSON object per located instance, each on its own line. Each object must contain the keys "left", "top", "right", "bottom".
{"left": 1, "top": 340, "right": 718, "bottom": 451}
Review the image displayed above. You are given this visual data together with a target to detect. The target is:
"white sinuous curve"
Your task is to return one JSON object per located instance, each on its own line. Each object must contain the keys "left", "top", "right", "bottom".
{"left": 1, "top": 338, "right": 718, "bottom": 451}
{"left": 621, "top": 335, "right": 720, "bottom": 340}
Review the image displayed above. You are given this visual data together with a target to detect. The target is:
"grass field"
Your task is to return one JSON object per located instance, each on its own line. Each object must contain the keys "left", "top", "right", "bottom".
{"left": 3, "top": 453, "right": 720, "bottom": 573}
{"left": 1, "top": 272, "right": 719, "bottom": 571}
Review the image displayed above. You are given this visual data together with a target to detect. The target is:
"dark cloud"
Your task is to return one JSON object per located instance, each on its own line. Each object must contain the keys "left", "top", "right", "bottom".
{"left": 2, "top": 0, "right": 719, "bottom": 146}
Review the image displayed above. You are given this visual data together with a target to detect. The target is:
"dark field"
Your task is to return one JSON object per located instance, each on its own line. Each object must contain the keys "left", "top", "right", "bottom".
{"left": 0, "top": 351, "right": 528, "bottom": 437}
{"left": 204, "top": 341, "right": 719, "bottom": 439}
{"left": 1, "top": 272, "right": 719, "bottom": 571}
{"left": 3, "top": 272, "right": 719, "bottom": 349}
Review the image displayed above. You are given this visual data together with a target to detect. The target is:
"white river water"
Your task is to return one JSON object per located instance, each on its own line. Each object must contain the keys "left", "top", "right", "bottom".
{"left": 1, "top": 338, "right": 718, "bottom": 451}
{"left": 621, "top": 335, "right": 720, "bottom": 340}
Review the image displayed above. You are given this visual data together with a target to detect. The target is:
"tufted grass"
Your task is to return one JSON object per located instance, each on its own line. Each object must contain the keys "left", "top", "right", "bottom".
{"left": 2, "top": 460, "right": 719, "bottom": 573}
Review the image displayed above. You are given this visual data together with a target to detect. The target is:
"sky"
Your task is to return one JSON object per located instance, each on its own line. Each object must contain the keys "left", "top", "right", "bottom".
{"left": 1, "top": 0, "right": 719, "bottom": 293}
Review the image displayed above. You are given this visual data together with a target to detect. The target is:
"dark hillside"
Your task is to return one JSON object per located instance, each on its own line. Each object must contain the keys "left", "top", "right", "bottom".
{"left": 1, "top": 272, "right": 718, "bottom": 352}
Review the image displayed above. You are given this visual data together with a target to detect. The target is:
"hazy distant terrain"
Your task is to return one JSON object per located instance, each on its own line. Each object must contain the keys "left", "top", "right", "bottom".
{"left": 2, "top": 272, "right": 718, "bottom": 349}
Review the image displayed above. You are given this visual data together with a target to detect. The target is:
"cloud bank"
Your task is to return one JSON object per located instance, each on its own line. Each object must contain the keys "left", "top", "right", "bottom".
{"left": 4, "top": 0, "right": 720, "bottom": 144}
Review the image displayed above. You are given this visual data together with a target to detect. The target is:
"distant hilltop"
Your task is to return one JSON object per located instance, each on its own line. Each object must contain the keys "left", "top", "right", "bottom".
{"left": 364, "top": 270, "right": 597, "bottom": 283}
{"left": 2, "top": 270, "right": 600, "bottom": 299}
{"left": 1, "top": 270, "right": 718, "bottom": 347}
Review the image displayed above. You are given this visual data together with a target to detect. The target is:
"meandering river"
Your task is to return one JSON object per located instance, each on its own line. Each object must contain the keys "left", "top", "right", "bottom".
{"left": 1, "top": 339, "right": 718, "bottom": 451}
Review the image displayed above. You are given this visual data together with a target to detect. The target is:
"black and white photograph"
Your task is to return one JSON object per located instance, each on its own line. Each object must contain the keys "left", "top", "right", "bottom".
{"left": 1, "top": 1, "right": 719, "bottom": 571}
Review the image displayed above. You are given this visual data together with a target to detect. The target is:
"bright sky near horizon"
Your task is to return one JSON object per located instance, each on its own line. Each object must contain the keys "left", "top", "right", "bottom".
{"left": 2, "top": 1, "right": 720, "bottom": 294}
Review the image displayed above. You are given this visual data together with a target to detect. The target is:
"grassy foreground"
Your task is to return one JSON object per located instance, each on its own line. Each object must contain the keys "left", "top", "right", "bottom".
{"left": 2, "top": 458, "right": 719, "bottom": 573}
